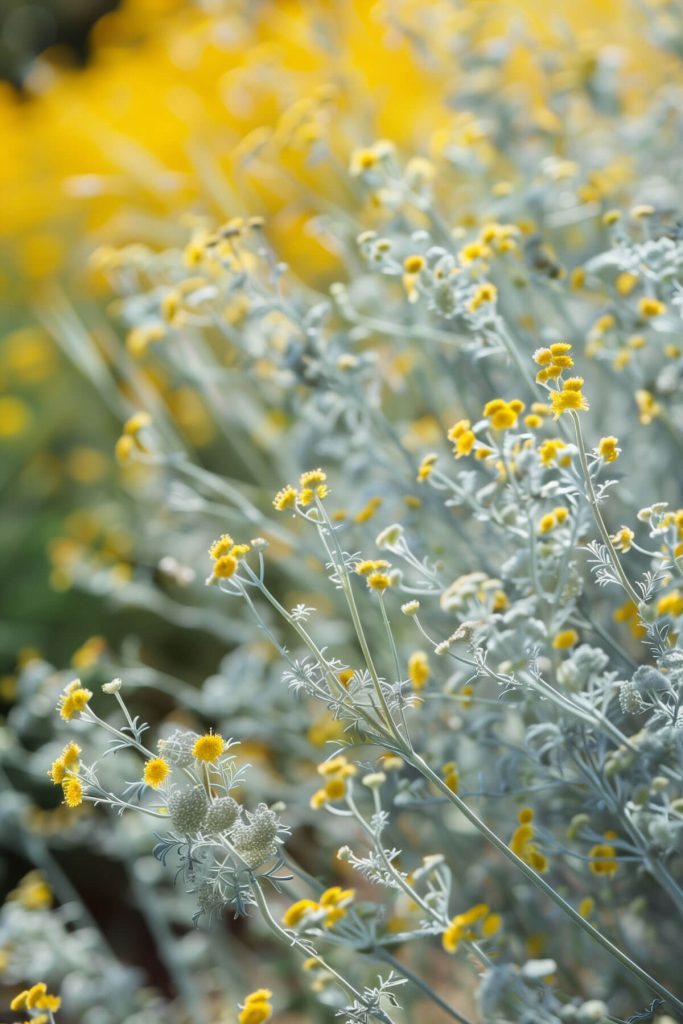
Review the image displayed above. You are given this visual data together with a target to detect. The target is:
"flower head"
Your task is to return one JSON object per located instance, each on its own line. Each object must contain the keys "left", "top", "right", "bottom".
{"left": 143, "top": 757, "right": 171, "bottom": 788}
{"left": 192, "top": 733, "right": 226, "bottom": 763}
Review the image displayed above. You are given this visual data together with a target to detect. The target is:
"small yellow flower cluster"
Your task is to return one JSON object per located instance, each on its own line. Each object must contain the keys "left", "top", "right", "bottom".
{"left": 656, "top": 590, "right": 683, "bottom": 618}
{"left": 143, "top": 757, "right": 171, "bottom": 788}
{"left": 442, "top": 902, "right": 500, "bottom": 953}
{"left": 408, "top": 650, "right": 430, "bottom": 691}
{"left": 115, "top": 411, "right": 152, "bottom": 464}
{"left": 238, "top": 988, "right": 273, "bottom": 1024}
{"left": 549, "top": 377, "right": 589, "bottom": 419}
{"left": 509, "top": 808, "right": 548, "bottom": 872}
{"left": 534, "top": 343, "right": 589, "bottom": 417}
{"left": 467, "top": 282, "right": 497, "bottom": 313}
{"left": 355, "top": 558, "right": 393, "bottom": 591}
{"left": 533, "top": 342, "right": 574, "bottom": 382}
{"left": 538, "top": 438, "right": 568, "bottom": 467}
{"left": 597, "top": 436, "right": 620, "bottom": 462}
{"left": 589, "top": 833, "right": 619, "bottom": 875}
{"left": 483, "top": 398, "right": 525, "bottom": 430}
{"left": 282, "top": 885, "right": 355, "bottom": 930}
{"left": 310, "top": 755, "right": 356, "bottom": 809}
{"left": 635, "top": 389, "right": 660, "bottom": 425}
{"left": 447, "top": 419, "right": 476, "bottom": 459}
{"left": 57, "top": 679, "right": 92, "bottom": 722}
{"left": 10, "top": 982, "right": 61, "bottom": 1016}
{"left": 48, "top": 740, "right": 84, "bottom": 808}
{"left": 207, "top": 532, "right": 251, "bottom": 581}
{"left": 273, "top": 469, "right": 328, "bottom": 511}
{"left": 538, "top": 506, "right": 569, "bottom": 534}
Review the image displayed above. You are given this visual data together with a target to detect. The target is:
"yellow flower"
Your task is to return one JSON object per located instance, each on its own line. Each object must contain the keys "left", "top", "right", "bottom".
{"left": 538, "top": 512, "right": 557, "bottom": 535}
{"left": 417, "top": 452, "right": 438, "bottom": 481}
{"left": 589, "top": 840, "right": 618, "bottom": 875}
{"left": 538, "top": 438, "right": 567, "bottom": 466}
{"left": 635, "top": 389, "right": 660, "bottom": 425}
{"left": 282, "top": 898, "right": 319, "bottom": 927}
{"left": 442, "top": 903, "right": 489, "bottom": 953}
{"left": 143, "top": 757, "right": 171, "bottom": 788}
{"left": 300, "top": 468, "right": 327, "bottom": 487}
{"left": 367, "top": 572, "right": 391, "bottom": 591}
{"left": 212, "top": 555, "right": 237, "bottom": 579}
{"left": 638, "top": 296, "right": 666, "bottom": 318}
{"left": 550, "top": 380, "right": 589, "bottom": 418}
{"left": 483, "top": 398, "right": 524, "bottom": 430}
{"left": 408, "top": 651, "right": 430, "bottom": 691}
{"left": 239, "top": 989, "right": 273, "bottom": 1024}
{"left": 48, "top": 759, "right": 67, "bottom": 785}
{"left": 208, "top": 534, "right": 234, "bottom": 559}
{"left": 468, "top": 282, "right": 497, "bottom": 312}
{"left": 273, "top": 484, "right": 298, "bottom": 511}
{"left": 57, "top": 682, "right": 93, "bottom": 721}
{"left": 403, "top": 254, "right": 426, "bottom": 274}
{"left": 192, "top": 733, "right": 226, "bottom": 762}
{"left": 598, "top": 436, "right": 620, "bottom": 462}
{"left": 552, "top": 629, "right": 579, "bottom": 650}
{"left": 611, "top": 526, "right": 634, "bottom": 552}
{"left": 62, "top": 777, "right": 83, "bottom": 808}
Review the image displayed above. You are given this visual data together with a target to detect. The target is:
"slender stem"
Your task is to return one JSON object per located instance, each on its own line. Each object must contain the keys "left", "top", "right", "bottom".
{"left": 407, "top": 751, "right": 683, "bottom": 1014}
{"left": 374, "top": 948, "right": 475, "bottom": 1024}
{"left": 252, "top": 880, "right": 397, "bottom": 1023}
{"left": 569, "top": 410, "right": 640, "bottom": 606}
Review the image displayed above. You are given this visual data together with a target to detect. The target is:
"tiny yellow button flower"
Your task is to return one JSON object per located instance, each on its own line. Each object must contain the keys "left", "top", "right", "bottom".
{"left": 192, "top": 733, "right": 226, "bottom": 763}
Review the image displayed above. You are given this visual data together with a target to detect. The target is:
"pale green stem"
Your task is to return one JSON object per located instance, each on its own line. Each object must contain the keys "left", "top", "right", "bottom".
{"left": 406, "top": 750, "right": 683, "bottom": 1014}
{"left": 569, "top": 410, "right": 640, "bottom": 606}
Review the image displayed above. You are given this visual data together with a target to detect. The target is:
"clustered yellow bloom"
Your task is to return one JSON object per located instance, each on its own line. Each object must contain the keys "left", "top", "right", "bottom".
{"left": 207, "top": 532, "right": 250, "bottom": 581}
{"left": 656, "top": 590, "right": 683, "bottom": 618}
{"left": 447, "top": 419, "right": 476, "bottom": 459}
{"left": 238, "top": 988, "right": 273, "bottom": 1024}
{"left": 533, "top": 342, "right": 574, "bottom": 382}
{"left": 538, "top": 506, "right": 569, "bottom": 534}
{"left": 57, "top": 679, "right": 93, "bottom": 721}
{"left": 310, "top": 755, "right": 357, "bottom": 809}
{"left": 282, "top": 885, "right": 355, "bottom": 930}
{"left": 538, "top": 438, "right": 568, "bottom": 467}
{"left": 115, "top": 411, "right": 152, "bottom": 464}
{"left": 509, "top": 808, "right": 548, "bottom": 872}
{"left": 483, "top": 398, "right": 525, "bottom": 430}
{"left": 408, "top": 650, "right": 430, "bottom": 691}
{"left": 468, "top": 282, "right": 497, "bottom": 312}
{"left": 549, "top": 377, "right": 589, "bottom": 418}
{"left": 273, "top": 469, "right": 328, "bottom": 511}
{"left": 589, "top": 832, "right": 619, "bottom": 875}
{"left": 192, "top": 733, "right": 226, "bottom": 763}
{"left": 48, "top": 741, "right": 84, "bottom": 807}
{"left": 10, "top": 982, "right": 61, "bottom": 1014}
{"left": 143, "top": 757, "right": 171, "bottom": 788}
{"left": 635, "top": 389, "right": 660, "bottom": 425}
{"left": 442, "top": 902, "right": 501, "bottom": 953}
{"left": 598, "top": 436, "right": 620, "bottom": 462}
